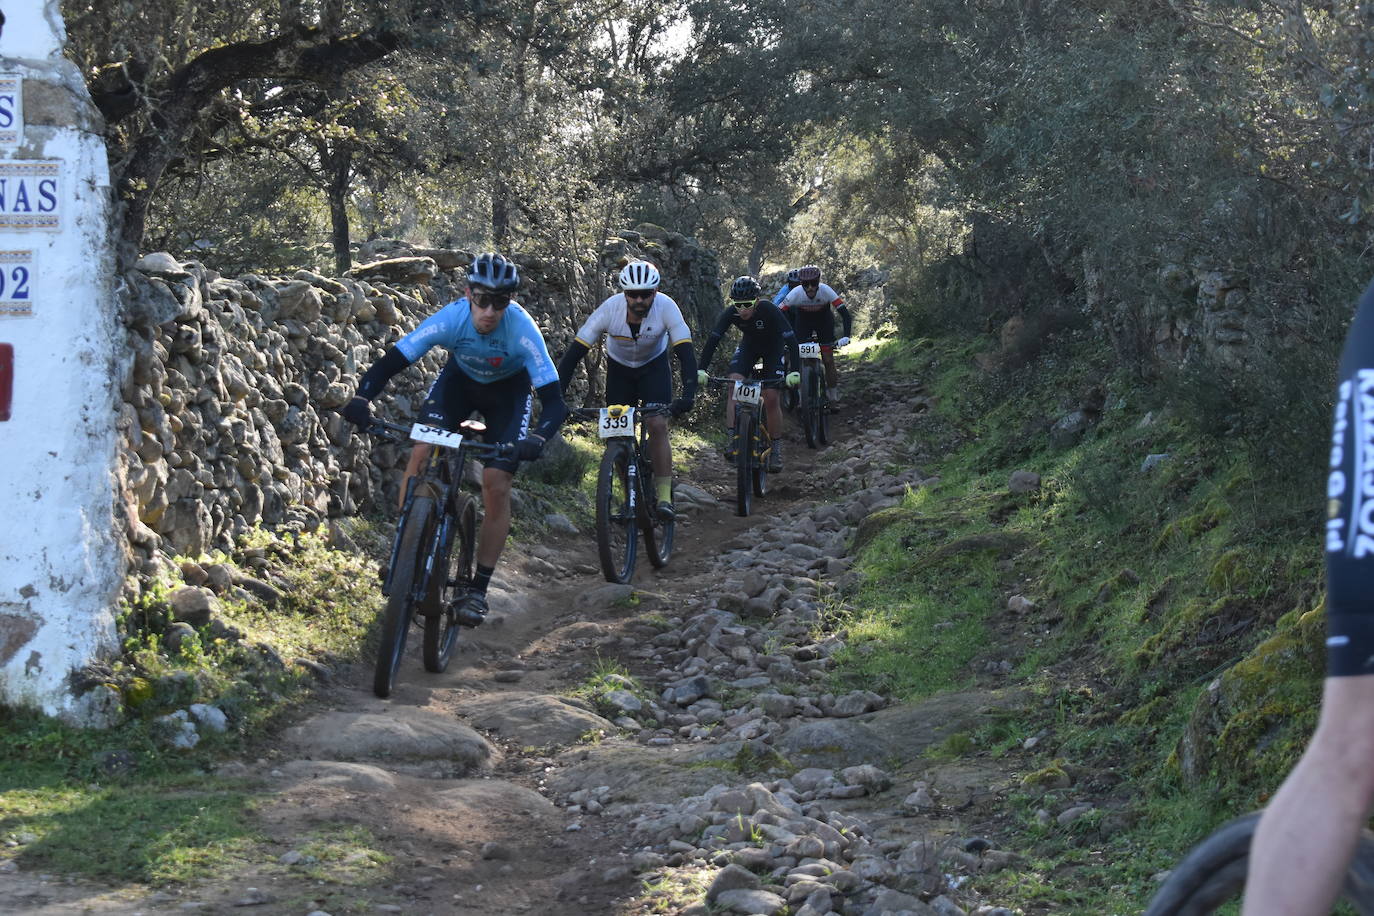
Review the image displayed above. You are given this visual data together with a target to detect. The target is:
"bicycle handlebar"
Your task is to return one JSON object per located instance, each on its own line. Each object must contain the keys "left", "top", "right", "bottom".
{"left": 364, "top": 419, "right": 516, "bottom": 458}
{"left": 703, "top": 375, "right": 787, "bottom": 388}
{"left": 568, "top": 403, "right": 674, "bottom": 421}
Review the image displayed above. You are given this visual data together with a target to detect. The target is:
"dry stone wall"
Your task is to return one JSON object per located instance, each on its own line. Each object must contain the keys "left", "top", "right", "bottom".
{"left": 116, "top": 234, "right": 719, "bottom": 594}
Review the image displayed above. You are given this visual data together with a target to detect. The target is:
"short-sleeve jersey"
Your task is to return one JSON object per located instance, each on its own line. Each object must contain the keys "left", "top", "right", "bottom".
{"left": 572, "top": 292, "right": 693, "bottom": 368}
{"left": 782, "top": 282, "right": 845, "bottom": 313}
{"left": 395, "top": 298, "right": 559, "bottom": 389}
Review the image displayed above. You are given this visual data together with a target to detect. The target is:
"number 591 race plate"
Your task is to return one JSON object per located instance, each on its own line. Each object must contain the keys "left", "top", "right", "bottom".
{"left": 799, "top": 342, "right": 821, "bottom": 358}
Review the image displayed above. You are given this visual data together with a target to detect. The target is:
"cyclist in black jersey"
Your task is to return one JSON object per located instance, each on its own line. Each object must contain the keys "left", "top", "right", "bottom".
{"left": 697, "top": 276, "right": 801, "bottom": 472}
{"left": 1243, "top": 278, "right": 1374, "bottom": 914}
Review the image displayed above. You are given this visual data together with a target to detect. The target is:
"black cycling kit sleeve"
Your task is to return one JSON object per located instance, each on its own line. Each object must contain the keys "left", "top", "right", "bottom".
{"left": 673, "top": 340, "right": 699, "bottom": 399}
{"left": 697, "top": 310, "right": 734, "bottom": 373}
{"left": 532, "top": 380, "right": 568, "bottom": 442}
{"left": 556, "top": 340, "right": 591, "bottom": 392}
{"left": 356, "top": 346, "right": 412, "bottom": 400}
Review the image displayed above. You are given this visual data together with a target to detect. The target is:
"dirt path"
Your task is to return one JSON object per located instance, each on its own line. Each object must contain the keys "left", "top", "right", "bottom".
{"left": 6, "top": 359, "right": 1049, "bottom": 916}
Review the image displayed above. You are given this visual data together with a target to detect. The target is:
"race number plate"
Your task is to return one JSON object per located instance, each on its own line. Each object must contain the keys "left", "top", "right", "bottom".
{"left": 734, "top": 380, "right": 762, "bottom": 406}
{"left": 410, "top": 423, "right": 464, "bottom": 448}
{"left": 598, "top": 406, "right": 636, "bottom": 438}
{"left": 799, "top": 342, "right": 821, "bottom": 358}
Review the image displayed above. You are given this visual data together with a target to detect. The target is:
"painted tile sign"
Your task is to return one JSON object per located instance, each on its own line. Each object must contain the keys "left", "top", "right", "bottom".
{"left": 0, "top": 250, "right": 34, "bottom": 316}
{"left": 0, "top": 160, "right": 59, "bottom": 230}
{"left": 0, "top": 74, "right": 19, "bottom": 146}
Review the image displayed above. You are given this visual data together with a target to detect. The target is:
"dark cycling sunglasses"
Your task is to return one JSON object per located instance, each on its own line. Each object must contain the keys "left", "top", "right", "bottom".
{"left": 624, "top": 289, "right": 655, "bottom": 302}
{"left": 469, "top": 288, "right": 511, "bottom": 311}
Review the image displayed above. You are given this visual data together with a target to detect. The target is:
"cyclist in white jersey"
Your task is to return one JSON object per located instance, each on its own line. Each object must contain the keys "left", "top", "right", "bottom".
{"left": 558, "top": 260, "right": 697, "bottom": 520}
{"left": 780, "top": 264, "right": 853, "bottom": 401}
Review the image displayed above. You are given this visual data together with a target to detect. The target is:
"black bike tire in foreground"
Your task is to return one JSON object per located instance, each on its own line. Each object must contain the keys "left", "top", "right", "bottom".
{"left": 422, "top": 491, "right": 476, "bottom": 672}
{"left": 817, "top": 375, "right": 831, "bottom": 445}
{"left": 1143, "top": 811, "right": 1374, "bottom": 915}
{"left": 374, "top": 493, "right": 434, "bottom": 698}
{"left": 801, "top": 364, "right": 819, "bottom": 449}
{"left": 596, "top": 441, "right": 638, "bottom": 582}
{"left": 735, "top": 412, "right": 754, "bottom": 517}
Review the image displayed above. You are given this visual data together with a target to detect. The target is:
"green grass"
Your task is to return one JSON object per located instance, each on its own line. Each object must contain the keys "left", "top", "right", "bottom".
{"left": 0, "top": 709, "right": 259, "bottom": 883}
{"left": 828, "top": 327, "right": 1327, "bottom": 914}
{"left": 0, "top": 523, "right": 386, "bottom": 886}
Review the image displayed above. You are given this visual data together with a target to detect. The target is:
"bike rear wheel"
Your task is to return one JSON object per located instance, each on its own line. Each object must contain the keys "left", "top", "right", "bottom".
{"left": 596, "top": 442, "right": 638, "bottom": 582}
{"left": 801, "top": 365, "right": 819, "bottom": 448}
{"left": 1143, "top": 811, "right": 1374, "bottom": 915}
{"left": 374, "top": 494, "right": 434, "bottom": 698}
{"left": 734, "top": 413, "right": 754, "bottom": 517}
{"left": 422, "top": 492, "right": 476, "bottom": 673}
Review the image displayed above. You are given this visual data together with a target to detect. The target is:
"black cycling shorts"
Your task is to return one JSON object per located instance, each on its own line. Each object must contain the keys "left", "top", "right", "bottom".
{"left": 728, "top": 340, "right": 787, "bottom": 380}
{"left": 420, "top": 360, "right": 532, "bottom": 474}
{"left": 605, "top": 350, "right": 672, "bottom": 407}
{"left": 792, "top": 308, "right": 837, "bottom": 346}
{"left": 1326, "top": 278, "right": 1374, "bottom": 676}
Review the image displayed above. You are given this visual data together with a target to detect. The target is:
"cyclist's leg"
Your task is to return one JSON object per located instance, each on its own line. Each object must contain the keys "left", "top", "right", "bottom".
{"left": 759, "top": 351, "right": 787, "bottom": 441}
{"left": 804, "top": 310, "right": 840, "bottom": 391}
{"left": 459, "top": 373, "right": 530, "bottom": 617}
{"left": 406, "top": 360, "right": 467, "bottom": 508}
{"left": 1244, "top": 282, "right": 1374, "bottom": 914}
{"left": 613, "top": 353, "right": 673, "bottom": 504}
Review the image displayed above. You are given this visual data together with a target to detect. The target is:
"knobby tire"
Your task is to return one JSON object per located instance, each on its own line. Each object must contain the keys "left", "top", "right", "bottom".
{"left": 801, "top": 365, "right": 819, "bottom": 449}
{"left": 1143, "top": 811, "right": 1374, "bottom": 916}
{"left": 374, "top": 493, "right": 435, "bottom": 698}
{"left": 817, "top": 374, "right": 831, "bottom": 445}
{"left": 735, "top": 412, "right": 753, "bottom": 517}
{"left": 422, "top": 492, "right": 476, "bottom": 673}
{"left": 596, "top": 442, "right": 638, "bottom": 582}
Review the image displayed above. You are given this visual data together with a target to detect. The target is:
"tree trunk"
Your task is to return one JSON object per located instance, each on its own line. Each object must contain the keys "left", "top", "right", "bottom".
{"left": 110, "top": 25, "right": 401, "bottom": 270}
{"left": 492, "top": 179, "right": 510, "bottom": 249}
{"left": 327, "top": 148, "right": 354, "bottom": 275}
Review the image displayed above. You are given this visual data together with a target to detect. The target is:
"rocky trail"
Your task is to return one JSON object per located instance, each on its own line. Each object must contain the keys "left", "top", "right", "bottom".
{"left": 8, "top": 356, "right": 1058, "bottom": 916}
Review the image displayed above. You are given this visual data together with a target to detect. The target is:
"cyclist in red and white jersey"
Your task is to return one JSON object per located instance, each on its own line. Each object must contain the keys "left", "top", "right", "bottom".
{"left": 779, "top": 264, "right": 852, "bottom": 401}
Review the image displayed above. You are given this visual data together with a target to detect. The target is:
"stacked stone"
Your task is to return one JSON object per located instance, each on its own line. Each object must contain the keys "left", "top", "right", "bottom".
{"left": 113, "top": 233, "right": 716, "bottom": 593}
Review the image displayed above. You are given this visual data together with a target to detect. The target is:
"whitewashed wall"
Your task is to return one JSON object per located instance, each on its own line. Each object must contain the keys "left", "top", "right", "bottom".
{"left": 0, "top": 1, "right": 122, "bottom": 720}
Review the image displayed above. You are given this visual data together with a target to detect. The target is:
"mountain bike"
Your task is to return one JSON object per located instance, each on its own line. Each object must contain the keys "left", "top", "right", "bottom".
{"left": 365, "top": 417, "right": 513, "bottom": 699}
{"left": 707, "top": 374, "right": 784, "bottom": 517}
{"left": 569, "top": 403, "right": 674, "bottom": 583}
{"left": 1142, "top": 811, "right": 1374, "bottom": 914}
{"left": 798, "top": 335, "right": 833, "bottom": 449}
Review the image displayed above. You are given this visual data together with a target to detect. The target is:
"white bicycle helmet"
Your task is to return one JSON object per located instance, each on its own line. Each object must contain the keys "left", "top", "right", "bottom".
{"left": 619, "top": 260, "right": 661, "bottom": 291}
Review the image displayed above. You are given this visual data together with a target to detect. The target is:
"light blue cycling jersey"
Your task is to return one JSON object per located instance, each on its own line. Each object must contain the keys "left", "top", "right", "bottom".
{"left": 771, "top": 282, "right": 796, "bottom": 307}
{"left": 395, "top": 298, "right": 559, "bottom": 389}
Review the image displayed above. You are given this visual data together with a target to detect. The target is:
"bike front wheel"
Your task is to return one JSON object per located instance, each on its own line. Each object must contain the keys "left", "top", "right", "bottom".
{"left": 1143, "top": 811, "right": 1374, "bottom": 915}
{"left": 817, "top": 375, "right": 831, "bottom": 445}
{"left": 422, "top": 492, "right": 476, "bottom": 673}
{"left": 801, "top": 365, "right": 819, "bottom": 449}
{"left": 734, "top": 413, "right": 754, "bottom": 517}
{"left": 596, "top": 442, "right": 638, "bottom": 582}
{"left": 753, "top": 424, "right": 769, "bottom": 497}
{"left": 375, "top": 494, "right": 434, "bottom": 698}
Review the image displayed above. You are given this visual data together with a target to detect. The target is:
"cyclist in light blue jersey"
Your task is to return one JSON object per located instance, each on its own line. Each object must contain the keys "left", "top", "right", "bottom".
{"left": 772, "top": 268, "right": 801, "bottom": 308}
{"left": 343, "top": 252, "right": 567, "bottom": 627}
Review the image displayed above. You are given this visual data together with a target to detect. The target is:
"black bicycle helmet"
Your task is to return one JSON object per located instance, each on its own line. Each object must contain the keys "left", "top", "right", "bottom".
{"left": 468, "top": 252, "right": 520, "bottom": 291}
{"left": 730, "top": 275, "right": 762, "bottom": 301}
{"left": 797, "top": 264, "right": 821, "bottom": 283}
